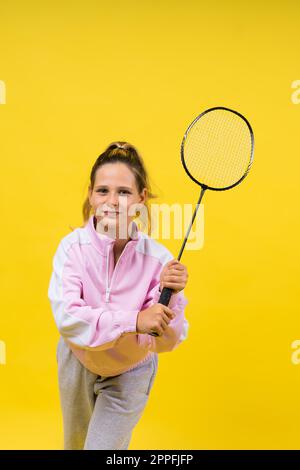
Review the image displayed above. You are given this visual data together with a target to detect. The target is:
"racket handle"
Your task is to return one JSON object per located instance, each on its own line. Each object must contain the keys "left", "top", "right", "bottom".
{"left": 158, "top": 286, "right": 173, "bottom": 306}
{"left": 149, "top": 287, "right": 174, "bottom": 337}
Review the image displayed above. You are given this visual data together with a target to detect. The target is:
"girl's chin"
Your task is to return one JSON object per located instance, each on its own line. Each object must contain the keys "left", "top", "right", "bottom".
{"left": 96, "top": 214, "right": 118, "bottom": 221}
{"left": 95, "top": 215, "right": 133, "bottom": 227}
{"left": 99, "top": 219, "right": 118, "bottom": 227}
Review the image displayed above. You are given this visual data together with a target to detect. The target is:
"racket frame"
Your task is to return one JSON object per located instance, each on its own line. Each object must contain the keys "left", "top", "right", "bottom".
{"left": 181, "top": 106, "right": 254, "bottom": 192}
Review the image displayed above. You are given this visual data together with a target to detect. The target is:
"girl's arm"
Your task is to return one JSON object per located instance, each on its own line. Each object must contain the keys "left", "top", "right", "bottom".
{"left": 48, "top": 240, "right": 140, "bottom": 351}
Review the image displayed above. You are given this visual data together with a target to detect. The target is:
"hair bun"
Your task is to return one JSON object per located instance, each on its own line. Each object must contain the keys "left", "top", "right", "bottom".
{"left": 107, "top": 141, "right": 131, "bottom": 151}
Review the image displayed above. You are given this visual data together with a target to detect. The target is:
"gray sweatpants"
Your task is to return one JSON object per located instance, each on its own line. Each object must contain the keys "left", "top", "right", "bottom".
{"left": 56, "top": 336, "right": 158, "bottom": 450}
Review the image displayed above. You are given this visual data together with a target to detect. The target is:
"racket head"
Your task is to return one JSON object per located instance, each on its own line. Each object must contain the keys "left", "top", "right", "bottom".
{"left": 181, "top": 106, "right": 254, "bottom": 191}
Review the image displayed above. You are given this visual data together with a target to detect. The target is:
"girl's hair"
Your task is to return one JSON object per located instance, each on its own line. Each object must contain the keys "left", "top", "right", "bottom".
{"left": 70, "top": 141, "right": 157, "bottom": 234}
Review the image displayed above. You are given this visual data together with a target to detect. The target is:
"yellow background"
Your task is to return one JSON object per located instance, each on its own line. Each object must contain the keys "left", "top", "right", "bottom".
{"left": 0, "top": 0, "right": 300, "bottom": 450}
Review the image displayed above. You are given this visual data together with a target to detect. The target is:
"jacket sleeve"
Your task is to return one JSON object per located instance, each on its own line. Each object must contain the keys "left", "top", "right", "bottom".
{"left": 47, "top": 239, "right": 140, "bottom": 351}
{"left": 138, "top": 276, "right": 189, "bottom": 354}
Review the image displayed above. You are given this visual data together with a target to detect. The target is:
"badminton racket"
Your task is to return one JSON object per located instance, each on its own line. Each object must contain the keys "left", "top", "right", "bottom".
{"left": 149, "top": 106, "right": 254, "bottom": 336}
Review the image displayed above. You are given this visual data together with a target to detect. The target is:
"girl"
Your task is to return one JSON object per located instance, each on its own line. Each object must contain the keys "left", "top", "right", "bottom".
{"left": 48, "top": 141, "right": 189, "bottom": 450}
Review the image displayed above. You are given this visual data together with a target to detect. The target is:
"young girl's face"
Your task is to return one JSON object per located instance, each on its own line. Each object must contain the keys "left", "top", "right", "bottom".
{"left": 88, "top": 162, "right": 147, "bottom": 238}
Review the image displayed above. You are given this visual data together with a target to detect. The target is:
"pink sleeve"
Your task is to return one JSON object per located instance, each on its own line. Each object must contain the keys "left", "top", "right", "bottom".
{"left": 138, "top": 280, "right": 189, "bottom": 353}
{"left": 48, "top": 240, "right": 139, "bottom": 351}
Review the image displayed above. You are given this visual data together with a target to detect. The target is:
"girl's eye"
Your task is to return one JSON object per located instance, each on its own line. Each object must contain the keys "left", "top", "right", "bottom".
{"left": 96, "top": 189, "right": 107, "bottom": 193}
{"left": 96, "top": 189, "right": 131, "bottom": 195}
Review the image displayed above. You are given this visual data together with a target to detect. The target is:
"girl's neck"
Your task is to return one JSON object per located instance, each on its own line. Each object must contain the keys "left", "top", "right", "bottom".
{"left": 93, "top": 216, "right": 132, "bottom": 248}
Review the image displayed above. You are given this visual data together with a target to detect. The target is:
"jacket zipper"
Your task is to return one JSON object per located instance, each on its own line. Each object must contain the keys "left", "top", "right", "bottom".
{"left": 105, "top": 242, "right": 130, "bottom": 303}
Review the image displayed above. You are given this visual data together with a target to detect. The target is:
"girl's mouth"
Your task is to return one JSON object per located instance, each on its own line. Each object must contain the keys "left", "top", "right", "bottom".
{"left": 103, "top": 211, "right": 119, "bottom": 216}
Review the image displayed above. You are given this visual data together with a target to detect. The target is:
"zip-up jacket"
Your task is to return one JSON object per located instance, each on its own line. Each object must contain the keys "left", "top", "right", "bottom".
{"left": 48, "top": 214, "right": 189, "bottom": 377}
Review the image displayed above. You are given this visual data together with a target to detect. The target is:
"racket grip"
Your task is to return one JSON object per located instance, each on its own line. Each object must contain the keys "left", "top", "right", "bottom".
{"left": 149, "top": 287, "right": 174, "bottom": 337}
{"left": 158, "top": 286, "right": 173, "bottom": 306}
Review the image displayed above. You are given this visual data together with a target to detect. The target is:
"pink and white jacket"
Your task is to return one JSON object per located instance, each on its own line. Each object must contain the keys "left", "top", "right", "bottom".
{"left": 48, "top": 214, "right": 189, "bottom": 377}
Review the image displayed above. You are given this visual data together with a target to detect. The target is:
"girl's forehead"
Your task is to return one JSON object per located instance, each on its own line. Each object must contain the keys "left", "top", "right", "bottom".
{"left": 95, "top": 163, "right": 136, "bottom": 186}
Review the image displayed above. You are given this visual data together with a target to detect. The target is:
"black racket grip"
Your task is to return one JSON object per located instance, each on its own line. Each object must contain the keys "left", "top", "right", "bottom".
{"left": 149, "top": 287, "right": 174, "bottom": 337}
{"left": 158, "top": 286, "right": 173, "bottom": 306}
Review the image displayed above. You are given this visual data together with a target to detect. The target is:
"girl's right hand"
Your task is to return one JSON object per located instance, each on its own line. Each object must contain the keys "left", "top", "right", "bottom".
{"left": 136, "top": 303, "right": 176, "bottom": 336}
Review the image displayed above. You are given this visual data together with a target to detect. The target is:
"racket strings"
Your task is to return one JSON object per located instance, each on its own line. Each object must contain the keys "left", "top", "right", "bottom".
{"left": 183, "top": 109, "right": 253, "bottom": 189}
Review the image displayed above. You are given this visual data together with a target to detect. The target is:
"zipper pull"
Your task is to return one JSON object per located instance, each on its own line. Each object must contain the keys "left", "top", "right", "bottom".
{"left": 105, "top": 287, "right": 110, "bottom": 303}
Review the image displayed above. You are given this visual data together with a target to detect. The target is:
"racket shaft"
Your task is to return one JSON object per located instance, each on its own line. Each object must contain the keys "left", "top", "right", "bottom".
{"left": 149, "top": 189, "right": 206, "bottom": 336}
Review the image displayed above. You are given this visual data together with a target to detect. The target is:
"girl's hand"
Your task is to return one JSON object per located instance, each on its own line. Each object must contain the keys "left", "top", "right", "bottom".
{"left": 136, "top": 303, "right": 175, "bottom": 336}
{"left": 159, "top": 259, "right": 188, "bottom": 294}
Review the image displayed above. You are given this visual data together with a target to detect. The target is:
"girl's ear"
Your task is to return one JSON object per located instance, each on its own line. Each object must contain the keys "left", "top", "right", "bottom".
{"left": 139, "top": 188, "right": 147, "bottom": 204}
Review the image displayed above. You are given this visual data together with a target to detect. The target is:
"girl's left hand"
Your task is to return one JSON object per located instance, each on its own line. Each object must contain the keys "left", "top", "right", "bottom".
{"left": 159, "top": 259, "right": 188, "bottom": 294}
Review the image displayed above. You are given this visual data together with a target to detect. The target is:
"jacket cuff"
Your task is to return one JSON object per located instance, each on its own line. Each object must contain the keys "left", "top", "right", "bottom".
{"left": 114, "top": 309, "right": 140, "bottom": 334}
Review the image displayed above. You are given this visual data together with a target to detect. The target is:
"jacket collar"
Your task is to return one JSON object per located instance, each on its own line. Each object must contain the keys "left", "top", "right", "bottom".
{"left": 86, "top": 214, "right": 141, "bottom": 255}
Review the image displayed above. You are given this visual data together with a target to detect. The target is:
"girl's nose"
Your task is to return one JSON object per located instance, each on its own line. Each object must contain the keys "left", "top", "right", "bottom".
{"left": 107, "top": 192, "right": 119, "bottom": 206}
